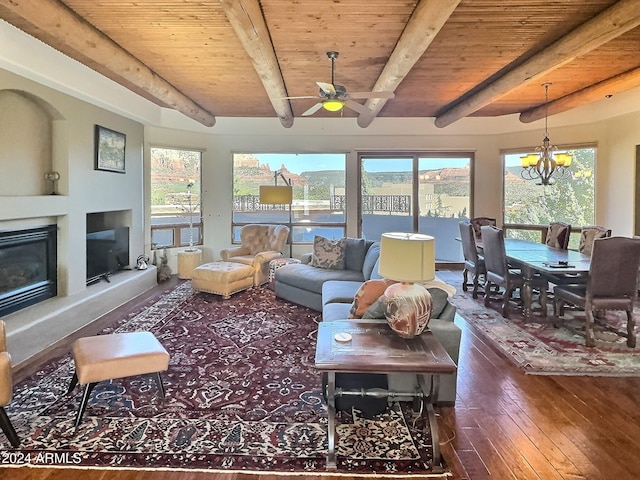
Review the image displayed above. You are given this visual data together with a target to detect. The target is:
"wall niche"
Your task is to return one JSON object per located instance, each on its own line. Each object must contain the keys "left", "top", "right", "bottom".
{"left": 0, "top": 89, "right": 62, "bottom": 196}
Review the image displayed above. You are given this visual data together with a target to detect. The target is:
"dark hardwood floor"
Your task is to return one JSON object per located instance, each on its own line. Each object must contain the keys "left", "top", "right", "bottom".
{"left": 4, "top": 274, "right": 640, "bottom": 480}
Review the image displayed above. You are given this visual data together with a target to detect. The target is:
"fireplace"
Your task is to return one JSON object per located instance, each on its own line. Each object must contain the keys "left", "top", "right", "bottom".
{"left": 0, "top": 225, "right": 57, "bottom": 316}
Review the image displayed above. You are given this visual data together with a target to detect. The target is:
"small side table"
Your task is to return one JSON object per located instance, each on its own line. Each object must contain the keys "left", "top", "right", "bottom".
{"left": 177, "top": 248, "right": 202, "bottom": 279}
{"left": 315, "top": 320, "right": 457, "bottom": 470}
{"left": 268, "top": 257, "right": 301, "bottom": 290}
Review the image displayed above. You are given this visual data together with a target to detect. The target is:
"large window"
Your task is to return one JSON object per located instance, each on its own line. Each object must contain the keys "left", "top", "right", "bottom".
{"left": 359, "top": 153, "right": 472, "bottom": 262}
{"left": 503, "top": 145, "right": 595, "bottom": 247}
{"left": 150, "top": 147, "right": 202, "bottom": 249}
{"left": 232, "top": 153, "right": 346, "bottom": 244}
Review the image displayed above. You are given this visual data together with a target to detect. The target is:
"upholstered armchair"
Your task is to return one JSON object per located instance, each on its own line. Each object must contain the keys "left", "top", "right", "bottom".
{"left": 220, "top": 224, "right": 290, "bottom": 286}
{"left": 0, "top": 321, "right": 19, "bottom": 447}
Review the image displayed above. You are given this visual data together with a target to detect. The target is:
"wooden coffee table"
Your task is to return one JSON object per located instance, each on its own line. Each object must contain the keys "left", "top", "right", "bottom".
{"left": 314, "top": 320, "right": 457, "bottom": 470}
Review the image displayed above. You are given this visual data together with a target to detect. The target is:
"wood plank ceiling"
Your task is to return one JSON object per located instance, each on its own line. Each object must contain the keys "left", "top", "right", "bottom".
{"left": 1, "top": 0, "right": 639, "bottom": 128}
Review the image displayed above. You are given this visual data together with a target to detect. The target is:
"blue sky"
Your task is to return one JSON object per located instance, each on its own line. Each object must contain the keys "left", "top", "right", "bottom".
{"left": 255, "top": 153, "right": 470, "bottom": 174}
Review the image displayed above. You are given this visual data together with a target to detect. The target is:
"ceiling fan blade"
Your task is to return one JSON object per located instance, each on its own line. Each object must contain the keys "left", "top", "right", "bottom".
{"left": 347, "top": 91, "right": 395, "bottom": 99}
{"left": 344, "top": 100, "right": 370, "bottom": 115}
{"left": 281, "top": 95, "right": 318, "bottom": 100}
{"left": 301, "top": 102, "right": 324, "bottom": 116}
{"left": 316, "top": 82, "right": 336, "bottom": 95}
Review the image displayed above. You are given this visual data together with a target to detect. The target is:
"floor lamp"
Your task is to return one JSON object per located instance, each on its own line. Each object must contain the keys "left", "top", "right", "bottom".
{"left": 259, "top": 185, "right": 293, "bottom": 257}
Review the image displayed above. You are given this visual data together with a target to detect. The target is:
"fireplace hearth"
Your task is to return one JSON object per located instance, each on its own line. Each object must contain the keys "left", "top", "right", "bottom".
{"left": 0, "top": 225, "right": 57, "bottom": 316}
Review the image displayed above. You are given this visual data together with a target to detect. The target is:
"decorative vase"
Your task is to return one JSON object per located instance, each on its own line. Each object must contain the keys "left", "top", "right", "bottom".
{"left": 383, "top": 282, "right": 433, "bottom": 338}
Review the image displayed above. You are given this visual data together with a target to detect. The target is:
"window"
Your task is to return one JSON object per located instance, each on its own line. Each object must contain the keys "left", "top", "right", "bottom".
{"left": 359, "top": 152, "right": 472, "bottom": 262}
{"left": 503, "top": 145, "right": 595, "bottom": 247}
{"left": 232, "top": 153, "right": 346, "bottom": 244}
{"left": 150, "top": 147, "right": 202, "bottom": 249}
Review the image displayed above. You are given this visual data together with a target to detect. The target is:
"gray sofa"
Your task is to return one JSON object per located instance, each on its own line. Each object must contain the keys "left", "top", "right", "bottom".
{"left": 274, "top": 237, "right": 461, "bottom": 405}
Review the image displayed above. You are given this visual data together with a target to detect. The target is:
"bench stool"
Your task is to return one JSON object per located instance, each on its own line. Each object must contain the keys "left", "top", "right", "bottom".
{"left": 67, "top": 332, "right": 169, "bottom": 430}
{"left": 191, "top": 261, "right": 254, "bottom": 299}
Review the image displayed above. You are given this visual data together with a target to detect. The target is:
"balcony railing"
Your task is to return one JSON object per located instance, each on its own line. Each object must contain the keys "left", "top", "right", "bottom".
{"left": 232, "top": 194, "right": 411, "bottom": 214}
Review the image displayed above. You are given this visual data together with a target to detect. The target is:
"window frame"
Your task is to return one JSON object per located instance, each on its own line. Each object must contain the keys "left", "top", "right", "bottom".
{"left": 231, "top": 152, "right": 347, "bottom": 245}
{"left": 149, "top": 146, "right": 203, "bottom": 250}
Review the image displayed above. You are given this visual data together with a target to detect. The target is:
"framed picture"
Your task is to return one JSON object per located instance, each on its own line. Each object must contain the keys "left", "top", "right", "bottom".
{"left": 95, "top": 125, "right": 126, "bottom": 173}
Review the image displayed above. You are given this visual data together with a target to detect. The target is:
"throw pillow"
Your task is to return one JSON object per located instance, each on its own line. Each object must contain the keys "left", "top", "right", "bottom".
{"left": 427, "top": 287, "right": 449, "bottom": 318}
{"left": 311, "top": 236, "right": 346, "bottom": 270}
{"left": 362, "top": 296, "right": 386, "bottom": 319}
{"left": 349, "top": 279, "right": 395, "bottom": 319}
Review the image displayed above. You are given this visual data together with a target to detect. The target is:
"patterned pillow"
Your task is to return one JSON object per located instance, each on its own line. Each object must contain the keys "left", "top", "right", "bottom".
{"left": 311, "top": 236, "right": 347, "bottom": 270}
{"left": 579, "top": 227, "right": 610, "bottom": 256}
{"left": 349, "top": 279, "right": 396, "bottom": 319}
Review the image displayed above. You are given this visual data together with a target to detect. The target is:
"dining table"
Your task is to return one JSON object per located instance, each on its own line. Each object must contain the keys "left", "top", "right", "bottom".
{"left": 479, "top": 237, "right": 592, "bottom": 319}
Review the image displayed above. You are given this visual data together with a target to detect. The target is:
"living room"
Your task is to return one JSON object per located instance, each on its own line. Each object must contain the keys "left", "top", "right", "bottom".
{"left": 2, "top": 7, "right": 640, "bottom": 477}
{"left": 1, "top": 13, "right": 640, "bottom": 366}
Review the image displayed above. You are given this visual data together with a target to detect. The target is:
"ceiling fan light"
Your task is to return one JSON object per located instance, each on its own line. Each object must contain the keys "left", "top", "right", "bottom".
{"left": 322, "top": 99, "right": 344, "bottom": 112}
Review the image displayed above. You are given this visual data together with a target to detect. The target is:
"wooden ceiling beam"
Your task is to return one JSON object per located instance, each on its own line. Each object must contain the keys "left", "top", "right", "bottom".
{"left": 0, "top": 0, "right": 216, "bottom": 127}
{"left": 520, "top": 66, "right": 640, "bottom": 123}
{"left": 220, "top": 0, "right": 294, "bottom": 128}
{"left": 434, "top": 0, "right": 640, "bottom": 128}
{"left": 357, "top": 0, "right": 461, "bottom": 128}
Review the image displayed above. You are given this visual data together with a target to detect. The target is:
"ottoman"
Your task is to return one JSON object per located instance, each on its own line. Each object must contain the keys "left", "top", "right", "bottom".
{"left": 67, "top": 332, "right": 170, "bottom": 430}
{"left": 191, "top": 261, "right": 254, "bottom": 299}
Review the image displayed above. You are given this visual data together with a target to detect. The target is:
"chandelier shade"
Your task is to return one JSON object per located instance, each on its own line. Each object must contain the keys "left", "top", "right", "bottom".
{"left": 520, "top": 83, "right": 572, "bottom": 186}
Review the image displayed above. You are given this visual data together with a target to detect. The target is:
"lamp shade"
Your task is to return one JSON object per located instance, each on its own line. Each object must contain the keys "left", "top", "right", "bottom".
{"left": 259, "top": 185, "right": 293, "bottom": 204}
{"left": 379, "top": 232, "right": 435, "bottom": 283}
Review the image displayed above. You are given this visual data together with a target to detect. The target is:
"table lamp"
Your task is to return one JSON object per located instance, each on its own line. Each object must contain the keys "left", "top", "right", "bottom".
{"left": 259, "top": 185, "right": 293, "bottom": 257}
{"left": 379, "top": 232, "right": 435, "bottom": 338}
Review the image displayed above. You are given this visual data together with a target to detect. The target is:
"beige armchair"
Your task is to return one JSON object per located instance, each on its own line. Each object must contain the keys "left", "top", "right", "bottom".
{"left": 221, "top": 224, "right": 290, "bottom": 286}
{"left": 0, "top": 321, "right": 19, "bottom": 447}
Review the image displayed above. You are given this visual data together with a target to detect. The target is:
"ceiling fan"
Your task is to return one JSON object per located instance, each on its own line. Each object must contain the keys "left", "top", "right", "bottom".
{"left": 284, "top": 51, "right": 395, "bottom": 116}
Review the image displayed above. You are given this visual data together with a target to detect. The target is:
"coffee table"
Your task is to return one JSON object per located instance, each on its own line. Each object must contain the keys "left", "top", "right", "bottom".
{"left": 314, "top": 320, "right": 457, "bottom": 470}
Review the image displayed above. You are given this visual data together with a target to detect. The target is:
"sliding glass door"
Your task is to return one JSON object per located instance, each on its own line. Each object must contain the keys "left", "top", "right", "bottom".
{"left": 359, "top": 152, "right": 472, "bottom": 262}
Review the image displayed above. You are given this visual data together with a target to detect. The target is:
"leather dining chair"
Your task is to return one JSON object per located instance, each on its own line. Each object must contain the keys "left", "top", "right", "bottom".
{"left": 578, "top": 225, "right": 611, "bottom": 256}
{"left": 470, "top": 216, "right": 497, "bottom": 241}
{"left": 459, "top": 221, "right": 486, "bottom": 299}
{"left": 0, "top": 320, "right": 19, "bottom": 447}
{"left": 481, "top": 225, "right": 548, "bottom": 319}
{"left": 545, "top": 222, "right": 571, "bottom": 250}
{"left": 553, "top": 236, "right": 640, "bottom": 348}
{"left": 545, "top": 225, "right": 612, "bottom": 287}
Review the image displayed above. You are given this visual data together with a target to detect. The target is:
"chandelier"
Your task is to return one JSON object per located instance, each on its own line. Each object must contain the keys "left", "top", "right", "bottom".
{"left": 520, "top": 83, "right": 572, "bottom": 185}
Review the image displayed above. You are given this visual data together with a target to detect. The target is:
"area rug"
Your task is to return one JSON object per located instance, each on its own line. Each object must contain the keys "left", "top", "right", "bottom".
{"left": 4, "top": 282, "right": 449, "bottom": 476}
{"left": 442, "top": 271, "right": 640, "bottom": 376}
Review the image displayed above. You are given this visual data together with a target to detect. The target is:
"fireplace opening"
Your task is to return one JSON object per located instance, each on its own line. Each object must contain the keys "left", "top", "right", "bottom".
{"left": 0, "top": 225, "right": 57, "bottom": 316}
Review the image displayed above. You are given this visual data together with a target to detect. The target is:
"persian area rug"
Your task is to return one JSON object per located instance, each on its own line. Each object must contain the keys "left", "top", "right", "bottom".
{"left": 5, "top": 282, "right": 450, "bottom": 476}
{"left": 442, "top": 271, "right": 640, "bottom": 376}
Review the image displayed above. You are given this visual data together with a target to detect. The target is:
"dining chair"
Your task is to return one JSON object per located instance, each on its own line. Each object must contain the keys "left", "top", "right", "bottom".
{"left": 546, "top": 225, "right": 612, "bottom": 287}
{"left": 481, "top": 225, "right": 548, "bottom": 319}
{"left": 459, "top": 221, "right": 486, "bottom": 298}
{"left": 545, "top": 222, "right": 571, "bottom": 249}
{"left": 470, "top": 217, "right": 497, "bottom": 241}
{"left": 578, "top": 225, "right": 611, "bottom": 256}
{"left": 553, "top": 236, "right": 640, "bottom": 348}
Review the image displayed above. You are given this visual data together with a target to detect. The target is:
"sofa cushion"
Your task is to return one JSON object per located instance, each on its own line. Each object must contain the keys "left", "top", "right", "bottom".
{"left": 361, "top": 242, "right": 381, "bottom": 280}
{"left": 344, "top": 238, "right": 369, "bottom": 271}
{"left": 311, "top": 236, "right": 346, "bottom": 270}
{"left": 322, "top": 280, "right": 363, "bottom": 306}
{"left": 349, "top": 279, "right": 395, "bottom": 318}
{"left": 276, "top": 263, "right": 365, "bottom": 295}
{"left": 369, "top": 257, "right": 382, "bottom": 280}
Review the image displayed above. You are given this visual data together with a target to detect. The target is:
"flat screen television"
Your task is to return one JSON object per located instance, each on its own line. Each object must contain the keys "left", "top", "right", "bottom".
{"left": 86, "top": 227, "right": 130, "bottom": 285}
